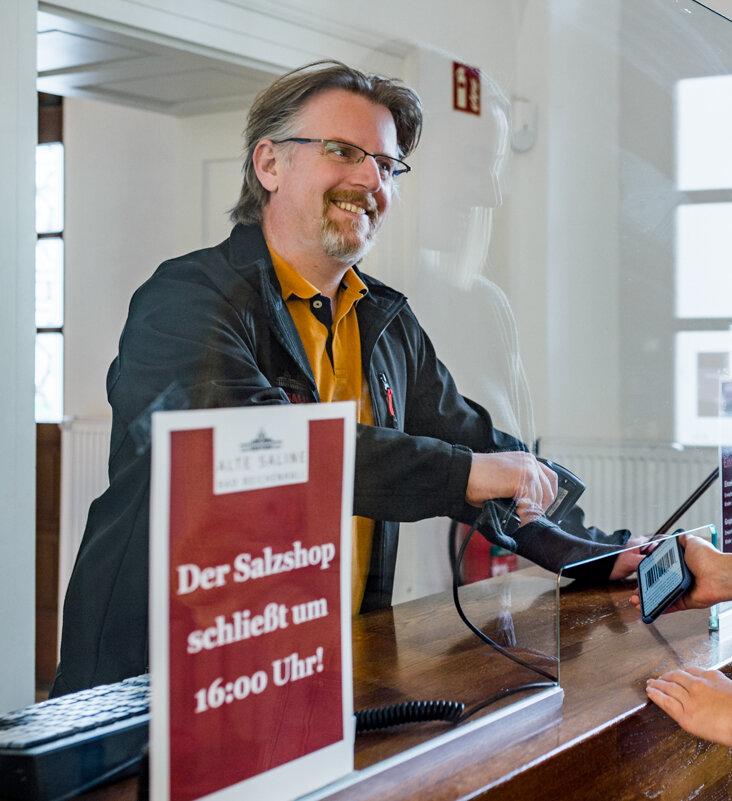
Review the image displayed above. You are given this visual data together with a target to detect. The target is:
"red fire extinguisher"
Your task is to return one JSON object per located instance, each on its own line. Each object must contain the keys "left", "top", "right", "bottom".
{"left": 449, "top": 521, "right": 517, "bottom": 584}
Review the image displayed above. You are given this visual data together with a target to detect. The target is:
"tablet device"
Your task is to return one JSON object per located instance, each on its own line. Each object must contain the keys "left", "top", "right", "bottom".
{"left": 637, "top": 535, "right": 693, "bottom": 624}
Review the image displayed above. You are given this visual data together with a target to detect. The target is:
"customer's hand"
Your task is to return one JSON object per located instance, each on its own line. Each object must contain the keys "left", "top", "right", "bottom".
{"left": 646, "top": 666, "right": 732, "bottom": 746}
{"left": 630, "top": 534, "right": 732, "bottom": 613}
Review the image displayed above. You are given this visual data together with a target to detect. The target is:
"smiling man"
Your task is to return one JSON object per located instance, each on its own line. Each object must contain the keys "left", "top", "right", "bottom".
{"left": 52, "top": 61, "right": 640, "bottom": 696}
{"left": 258, "top": 91, "right": 394, "bottom": 279}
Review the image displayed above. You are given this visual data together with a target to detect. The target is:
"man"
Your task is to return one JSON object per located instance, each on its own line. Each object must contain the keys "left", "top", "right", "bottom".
{"left": 631, "top": 534, "right": 732, "bottom": 746}
{"left": 52, "top": 61, "right": 640, "bottom": 696}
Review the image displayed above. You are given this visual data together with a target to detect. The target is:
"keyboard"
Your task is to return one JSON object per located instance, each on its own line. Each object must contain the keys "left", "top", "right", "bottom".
{"left": 0, "top": 674, "right": 149, "bottom": 801}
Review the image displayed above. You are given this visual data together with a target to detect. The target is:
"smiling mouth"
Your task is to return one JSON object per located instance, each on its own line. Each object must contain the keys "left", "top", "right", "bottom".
{"left": 332, "top": 200, "right": 367, "bottom": 215}
{"left": 325, "top": 190, "right": 378, "bottom": 223}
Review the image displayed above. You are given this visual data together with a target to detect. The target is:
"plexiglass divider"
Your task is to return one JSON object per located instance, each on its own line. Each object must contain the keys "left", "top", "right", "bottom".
{"left": 349, "top": 537, "right": 562, "bottom": 778}
{"left": 351, "top": 523, "right": 729, "bottom": 783}
{"left": 556, "top": 525, "right": 719, "bottom": 687}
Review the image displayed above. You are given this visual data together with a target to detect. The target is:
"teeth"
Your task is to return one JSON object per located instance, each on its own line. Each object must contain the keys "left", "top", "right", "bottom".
{"left": 333, "top": 201, "right": 366, "bottom": 215}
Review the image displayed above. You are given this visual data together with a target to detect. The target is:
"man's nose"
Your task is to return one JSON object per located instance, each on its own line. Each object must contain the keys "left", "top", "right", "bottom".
{"left": 349, "top": 155, "right": 384, "bottom": 190}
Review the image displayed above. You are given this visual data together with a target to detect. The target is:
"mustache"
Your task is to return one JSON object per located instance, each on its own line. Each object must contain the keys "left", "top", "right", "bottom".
{"left": 323, "top": 189, "right": 379, "bottom": 222}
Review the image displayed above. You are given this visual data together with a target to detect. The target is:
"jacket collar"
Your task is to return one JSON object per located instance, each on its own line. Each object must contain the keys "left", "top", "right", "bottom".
{"left": 227, "top": 223, "right": 408, "bottom": 359}
{"left": 228, "top": 223, "right": 406, "bottom": 312}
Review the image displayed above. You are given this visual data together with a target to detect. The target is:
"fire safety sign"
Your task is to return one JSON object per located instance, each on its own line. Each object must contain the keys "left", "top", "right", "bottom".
{"left": 453, "top": 61, "right": 481, "bottom": 116}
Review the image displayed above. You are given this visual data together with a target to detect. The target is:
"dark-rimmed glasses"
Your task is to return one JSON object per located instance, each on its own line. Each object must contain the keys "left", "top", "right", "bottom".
{"left": 272, "top": 138, "right": 411, "bottom": 179}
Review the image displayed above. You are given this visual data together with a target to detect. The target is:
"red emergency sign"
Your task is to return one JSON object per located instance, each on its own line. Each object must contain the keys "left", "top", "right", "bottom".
{"left": 453, "top": 61, "right": 481, "bottom": 116}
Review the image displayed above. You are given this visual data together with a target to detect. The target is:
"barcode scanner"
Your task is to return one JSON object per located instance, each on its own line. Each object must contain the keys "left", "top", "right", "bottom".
{"left": 488, "top": 457, "right": 586, "bottom": 536}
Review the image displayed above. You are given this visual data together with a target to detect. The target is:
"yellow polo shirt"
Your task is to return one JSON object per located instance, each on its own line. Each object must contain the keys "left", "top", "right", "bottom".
{"left": 269, "top": 247, "right": 375, "bottom": 613}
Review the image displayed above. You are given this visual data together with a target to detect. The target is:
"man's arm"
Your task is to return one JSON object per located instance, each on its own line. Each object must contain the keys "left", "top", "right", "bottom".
{"left": 355, "top": 302, "right": 637, "bottom": 577}
{"left": 56, "top": 248, "right": 292, "bottom": 693}
{"left": 355, "top": 300, "right": 560, "bottom": 518}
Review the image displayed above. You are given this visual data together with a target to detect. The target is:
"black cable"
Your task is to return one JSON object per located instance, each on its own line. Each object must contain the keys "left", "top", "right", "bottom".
{"left": 451, "top": 505, "right": 558, "bottom": 683}
{"left": 355, "top": 682, "right": 556, "bottom": 732}
{"left": 448, "top": 518, "right": 461, "bottom": 582}
{"left": 459, "top": 681, "right": 556, "bottom": 722}
{"left": 356, "top": 700, "right": 465, "bottom": 732}
{"left": 355, "top": 506, "right": 558, "bottom": 733}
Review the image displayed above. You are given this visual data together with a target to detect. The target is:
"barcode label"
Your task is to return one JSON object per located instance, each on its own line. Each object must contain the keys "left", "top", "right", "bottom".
{"left": 646, "top": 547, "right": 675, "bottom": 588}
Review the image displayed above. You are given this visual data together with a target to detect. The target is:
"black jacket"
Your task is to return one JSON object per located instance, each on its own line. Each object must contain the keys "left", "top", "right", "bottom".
{"left": 53, "top": 224, "right": 628, "bottom": 695}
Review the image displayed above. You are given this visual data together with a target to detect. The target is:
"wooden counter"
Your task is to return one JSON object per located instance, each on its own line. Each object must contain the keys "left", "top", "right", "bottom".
{"left": 71, "top": 568, "right": 732, "bottom": 801}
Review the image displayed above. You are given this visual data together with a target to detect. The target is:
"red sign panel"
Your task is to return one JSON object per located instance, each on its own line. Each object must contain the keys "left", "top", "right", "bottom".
{"left": 166, "top": 420, "right": 345, "bottom": 801}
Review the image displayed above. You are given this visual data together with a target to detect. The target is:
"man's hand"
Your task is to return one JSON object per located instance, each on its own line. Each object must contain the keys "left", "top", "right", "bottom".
{"left": 645, "top": 667, "right": 732, "bottom": 746}
{"left": 607, "top": 537, "right": 646, "bottom": 580}
{"left": 466, "top": 451, "right": 558, "bottom": 526}
{"left": 630, "top": 534, "right": 732, "bottom": 613}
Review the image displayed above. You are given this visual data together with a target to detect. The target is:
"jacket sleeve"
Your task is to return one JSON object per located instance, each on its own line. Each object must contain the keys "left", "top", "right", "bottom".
{"left": 55, "top": 254, "right": 291, "bottom": 694}
{"left": 352, "top": 301, "right": 632, "bottom": 579}
{"left": 452, "top": 501, "right": 631, "bottom": 580}
{"left": 353, "top": 301, "right": 524, "bottom": 521}
{"left": 106, "top": 255, "right": 291, "bottom": 474}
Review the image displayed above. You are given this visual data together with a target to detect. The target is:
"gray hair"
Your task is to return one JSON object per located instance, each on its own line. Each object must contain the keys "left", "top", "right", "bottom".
{"left": 229, "top": 60, "right": 423, "bottom": 225}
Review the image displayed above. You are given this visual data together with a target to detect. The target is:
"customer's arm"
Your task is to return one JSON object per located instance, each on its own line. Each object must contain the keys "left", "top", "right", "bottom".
{"left": 629, "top": 533, "right": 732, "bottom": 745}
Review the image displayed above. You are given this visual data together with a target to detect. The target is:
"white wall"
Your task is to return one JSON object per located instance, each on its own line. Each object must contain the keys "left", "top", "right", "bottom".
{"left": 63, "top": 99, "right": 246, "bottom": 419}
{"left": 0, "top": 0, "right": 37, "bottom": 712}
{"left": 543, "top": 1, "right": 622, "bottom": 438}
{"left": 64, "top": 98, "right": 179, "bottom": 418}
{"left": 505, "top": 1, "right": 552, "bottom": 437}
{"left": 176, "top": 109, "right": 249, "bottom": 253}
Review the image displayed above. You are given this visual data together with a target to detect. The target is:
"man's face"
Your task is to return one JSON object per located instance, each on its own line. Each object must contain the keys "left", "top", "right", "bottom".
{"left": 265, "top": 89, "right": 398, "bottom": 265}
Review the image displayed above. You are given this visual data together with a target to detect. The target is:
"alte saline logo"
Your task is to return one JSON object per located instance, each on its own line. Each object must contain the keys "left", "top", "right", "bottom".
{"left": 239, "top": 429, "right": 283, "bottom": 452}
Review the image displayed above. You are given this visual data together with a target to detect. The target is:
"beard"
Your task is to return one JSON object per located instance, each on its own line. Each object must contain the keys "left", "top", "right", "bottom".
{"left": 320, "top": 189, "right": 380, "bottom": 264}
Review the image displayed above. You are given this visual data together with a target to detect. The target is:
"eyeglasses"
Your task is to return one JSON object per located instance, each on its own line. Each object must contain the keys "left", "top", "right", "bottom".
{"left": 272, "top": 138, "right": 411, "bottom": 179}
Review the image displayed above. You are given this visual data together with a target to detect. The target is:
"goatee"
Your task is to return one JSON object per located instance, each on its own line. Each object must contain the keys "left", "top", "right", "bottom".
{"left": 320, "top": 190, "right": 379, "bottom": 263}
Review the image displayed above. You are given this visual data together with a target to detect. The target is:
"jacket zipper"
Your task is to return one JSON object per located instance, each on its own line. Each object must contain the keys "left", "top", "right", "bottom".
{"left": 378, "top": 373, "right": 398, "bottom": 429}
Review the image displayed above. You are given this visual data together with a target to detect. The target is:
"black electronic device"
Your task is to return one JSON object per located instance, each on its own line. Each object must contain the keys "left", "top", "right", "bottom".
{"left": 637, "top": 535, "right": 693, "bottom": 624}
{"left": 0, "top": 674, "right": 149, "bottom": 801}
{"left": 490, "top": 457, "right": 586, "bottom": 535}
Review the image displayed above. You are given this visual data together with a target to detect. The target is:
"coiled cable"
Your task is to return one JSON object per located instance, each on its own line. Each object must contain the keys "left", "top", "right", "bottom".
{"left": 356, "top": 700, "right": 465, "bottom": 732}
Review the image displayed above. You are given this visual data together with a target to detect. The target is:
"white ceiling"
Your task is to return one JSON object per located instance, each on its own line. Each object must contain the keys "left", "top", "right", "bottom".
{"left": 38, "top": 3, "right": 732, "bottom": 117}
{"left": 37, "top": 10, "right": 279, "bottom": 116}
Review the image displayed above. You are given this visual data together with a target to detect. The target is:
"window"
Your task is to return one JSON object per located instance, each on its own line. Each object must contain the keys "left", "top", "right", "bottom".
{"left": 36, "top": 94, "right": 64, "bottom": 423}
{"left": 674, "top": 75, "right": 732, "bottom": 445}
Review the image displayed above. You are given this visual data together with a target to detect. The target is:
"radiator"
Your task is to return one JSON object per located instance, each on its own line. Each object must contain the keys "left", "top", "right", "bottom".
{"left": 58, "top": 417, "right": 112, "bottom": 615}
{"left": 539, "top": 438, "right": 721, "bottom": 539}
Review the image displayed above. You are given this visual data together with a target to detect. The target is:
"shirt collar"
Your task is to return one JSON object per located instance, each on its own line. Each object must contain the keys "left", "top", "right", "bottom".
{"left": 268, "top": 245, "right": 368, "bottom": 302}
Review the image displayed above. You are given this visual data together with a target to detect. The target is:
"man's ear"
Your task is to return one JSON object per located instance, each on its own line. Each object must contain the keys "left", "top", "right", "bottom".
{"left": 252, "top": 140, "right": 280, "bottom": 192}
